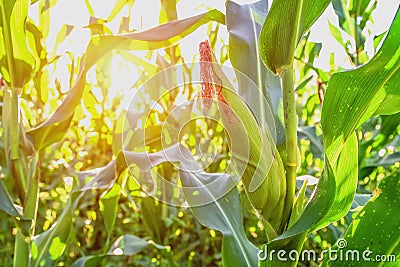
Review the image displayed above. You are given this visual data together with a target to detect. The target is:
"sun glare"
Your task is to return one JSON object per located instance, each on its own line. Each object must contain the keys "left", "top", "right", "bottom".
{"left": 28, "top": 0, "right": 399, "bottom": 121}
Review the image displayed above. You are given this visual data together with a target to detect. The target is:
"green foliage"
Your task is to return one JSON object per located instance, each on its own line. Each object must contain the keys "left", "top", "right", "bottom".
{"left": 72, "top": 235, "right": 165, "bottom": 267}
{"left": 0, "top": 0, "right": 399, "bottom": 266}
{"left": 179, "top": 148, "right": 259, "bottom": 266}
{"left": 27, "top": 9, "right": 225, "bottom": 151}
{"left": 259, "top": 0, "right": 330, "bottom": 74}
{"left": 0, "top": 179, "right": 22, "bottom": 217}
{"left": 322, "top": 9, "right": 400, "bottom": 150}
{"left": 258, "top": 0, "right": 399, "bottom": 266}
{"left": 322, "top": 172, "right": 400, "bottom": 266}
{"left": 0, "top": 0, "right": 35, "bottom": 87}
{"left": 331, "top": 0, "right": 378, "bottom": 64}
{"left": 277, "top": 134, "right": 358, "bottom": 238}
{"left": 31, "top": 202, "right": 73, "bottom": 267}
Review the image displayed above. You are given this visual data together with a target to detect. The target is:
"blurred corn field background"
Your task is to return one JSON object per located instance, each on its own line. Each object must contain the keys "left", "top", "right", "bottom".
{"left": 0, "top": 0, "right": 399, "bottom": 266}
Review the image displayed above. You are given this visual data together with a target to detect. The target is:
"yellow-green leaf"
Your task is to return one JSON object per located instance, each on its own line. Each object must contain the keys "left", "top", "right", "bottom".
{"left": 259, "top": 0, "right": 330, "bottom": 74}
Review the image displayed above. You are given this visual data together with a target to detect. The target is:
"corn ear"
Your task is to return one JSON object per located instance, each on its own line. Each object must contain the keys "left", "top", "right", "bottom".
{"left": 199, "top": 41, "right": 288, "bottom": 235}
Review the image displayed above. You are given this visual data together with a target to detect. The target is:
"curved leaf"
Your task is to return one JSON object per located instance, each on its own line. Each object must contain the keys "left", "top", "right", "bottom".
{"left": 322, "top": 173, "right": 400, "bottom": 266}
{"left": 123, "top": 144, "right": 258, "bottom": 266}
{"left": 271, "top": 3, "right": 400, "bottom": 245}
{"left": 277, "top": 133, "right": 358, "bottom": 240}
{"left": 0, "top": 0, "right": 35, "bottom": 87}
{"left": 27, "top": 9, "right": 225, "bottom": 150}
{"left": 259, "top": 133, "right": 358, "bottom": 265}
{"left": 259, "top": 0, "right": 330, "bottom": 74}
{"left": 99, "top": 183, "right": 121, "bottom": 235}
{"left": 179, "top": 162, "right": 258, "bottom": 267}
{"left": 72, "top": 235, "right": 166, "bottom": 267}
{"left": 31, "top": 201, "right": 74, "bottom": 267}
{"left": 0, "top": 179, "right": 23, "bottom": 217}
{"left": 74, "top": 142, "right": 257, "bottom": 265}
{"left": 321, "top": 8, "right": 400, "bottom": 151}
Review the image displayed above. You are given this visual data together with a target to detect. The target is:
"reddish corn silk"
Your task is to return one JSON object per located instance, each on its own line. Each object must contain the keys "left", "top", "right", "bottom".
{"left": 199, "top": 40, "right": 236, "bottom": 123}
{"left": 199, "top": 40, "right": 214, "bottom": 111}
{"left": 199, "top": 41, "right": 228, "bottom": 107}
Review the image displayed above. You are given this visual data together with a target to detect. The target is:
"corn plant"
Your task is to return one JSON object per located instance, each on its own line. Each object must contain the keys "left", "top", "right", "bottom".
{"left": 0, "top": 0, "right": 224, "bottom": 265}
{"left": 0, "top": 0, "right": 399, "bottom": 266}
{"left": 257, "top": 0, "right": 399, "bottom": 265}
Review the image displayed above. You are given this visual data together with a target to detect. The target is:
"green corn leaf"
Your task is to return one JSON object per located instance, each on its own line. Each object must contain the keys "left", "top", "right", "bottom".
{"left": 288, "top": 179, "right": 308, "bottom": 228}
{"left": 107, "top": 0, "right": 134, "bottom": 22}
{"left": 27, "top": 9, "right": 225, "bottom": 151}
{"left": 259, "top": 133, "right": 357, "bottom": 266}
{"left": 298, "top": 126, "right": 324, "bottom": 159}
{"left": 178, "top": 147, "right": 259, "bottom": 267}
{"left": 25, "top": 20, "right": 43, "bottom": 73}
{"left": 359, "top": 113, "right": 400, "bottom": 178}
{"left": 200, "top": 41, "right": 286, "bottom": 234}
{"left": 321, "top": 9, "right": 400, "bottom": 153}
{"left": 72, "top": 235, "right": 169, "bottom": 267}
{"left": 76, "top": 141, "right": 258, "bottom": 265}
{"left": 321, "top": 173, "right": 400, "bottom": 266}
{"left": 84, "top": 9, "right": 224, "bottom": 67}
{"left": 276, "top": 6, "right": 399, "bottom": 241}
{"left": 99, "top": 183, "right": 122, "bottom": 235}
{"left": 295, "top": 75, "right": 313, "bottom": 91}
{"left": 31, "top": 201, "right": 74, "bottom": 267}
{"left": 0, "top": 179, "right": 23, "bottom": 217}
{"left": 226, "top": 0, "right": 285, "bottom": 144}
{"left": 259, "top": 0, "right": 330, "bottom": 74}
{"left": 0, "top": 0, "right": 35, "bottom": 87}
{"left": 141, "top": 197, "right": 166, "bottom": 243}
{"left": 352, "top": 193, "right": 371, "bottom": 208}
{"left": 104, "top": 143, "right": 257, "bottom": 265}
{"left": 373, "top": 30, "right": 387, "bottom": 52}
{"left": 159, "top": 0, "right": 178, "bottom": 24}
{"left": 188, "top": 187, "right": 258, "bottom": 267}
{"left": 349, "top": 0, "right": 372, "bottom": 17}
{"left": 260, "top": 6, "right": 399, "bottom": 267}
{"left": 121, "top": 143, "right": 258, "bottom": 266}
{"left": 38, "top": 0, "right": 59, "bottom": 41}
{"left": 331, "top": 0, "right": 352, "bottom": 35}
{"left": 277, "top": 133, "right": 358, "bottom": 239}
{"left": 51, "top": 24, "right": 74, "bottom": 58}
{"left": 76, "top": 160, "right": 117, "bottom": 192}
{"left": 361, "top": 152, "right": 400, "bottom": 169}
{"left": 344, "top": 193, "right": 371, "bottom": 225}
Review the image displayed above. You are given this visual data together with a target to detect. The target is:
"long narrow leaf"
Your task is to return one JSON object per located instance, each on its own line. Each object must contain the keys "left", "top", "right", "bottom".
{"left": 321, "top": 173, "right": 400, "bottom": 266}
{"left": 0, "top": 179, "right": 23, "bottom": 217}
{"left": 72, "top": 235, "right": 170, "bottom": 267}
{"left": 259, "top": 0, "right": 330, "bottom": 74}
{"left": 226, "top": 0, "right": 284, "bottom": 144}
{"left": 179, "top": 159, "right": 258, "bottom": 267}
{"left": 27, "top": 10, "right": 225, "bottom": 150}
{"left": 31, "top": 201, "right": 74, "bottom": 267}
{"left": 0, "top": 0, "right": 34, "bottom": 87}
{"left": 321, "top": 8, "right": 400, "bottom": 154}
